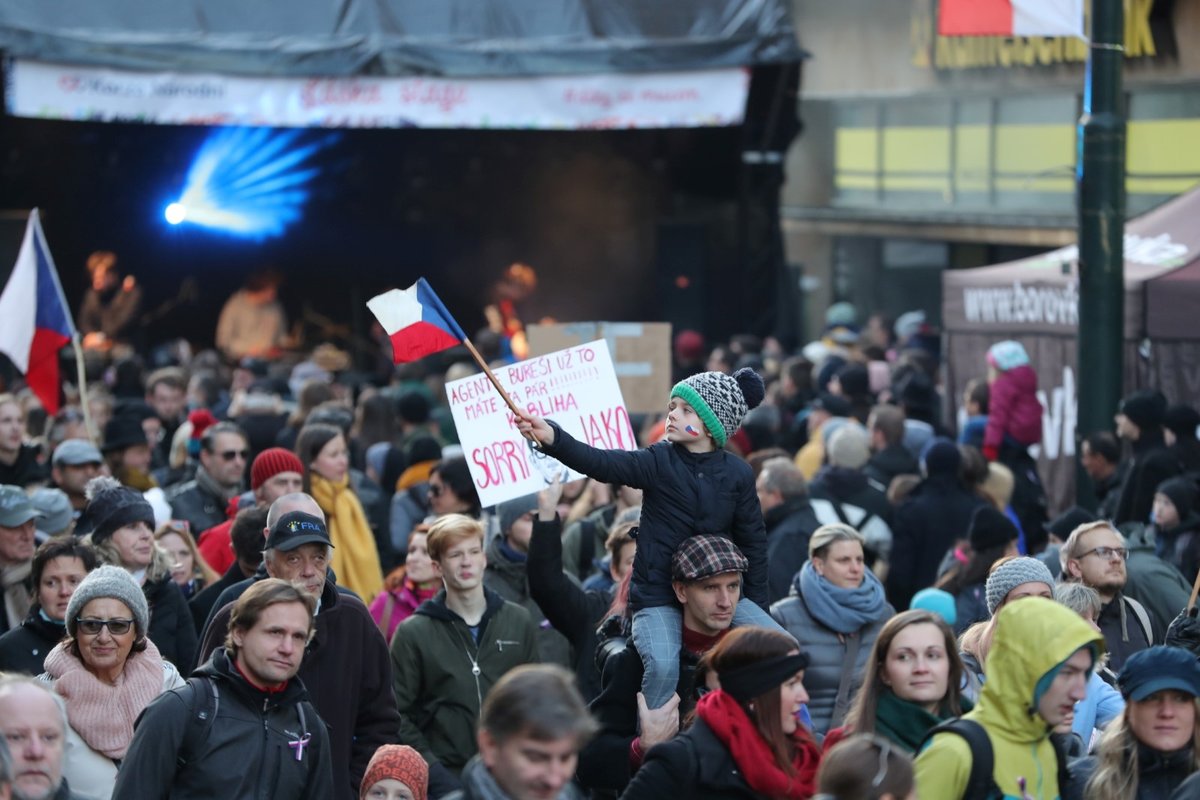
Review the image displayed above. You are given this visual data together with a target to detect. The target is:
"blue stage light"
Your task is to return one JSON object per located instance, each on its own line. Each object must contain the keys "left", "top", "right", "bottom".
{"left": 165, "top": 127, "right": 337, "bottom": 238}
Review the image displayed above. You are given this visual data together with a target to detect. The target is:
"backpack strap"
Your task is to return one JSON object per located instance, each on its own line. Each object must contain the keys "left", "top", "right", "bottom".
{"left": 1125, "top": 596, "right": 1155, "bottom": 644}
{"left": 917, "top": 718, "right": 999, "bottom": 800}
{"left": 177, "top": 676, "right": 219, "bottom": 769}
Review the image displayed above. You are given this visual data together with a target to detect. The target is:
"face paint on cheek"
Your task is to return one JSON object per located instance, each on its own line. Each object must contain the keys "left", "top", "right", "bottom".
{"left": 685, "top": 425, "right": 701, "bottom": 437}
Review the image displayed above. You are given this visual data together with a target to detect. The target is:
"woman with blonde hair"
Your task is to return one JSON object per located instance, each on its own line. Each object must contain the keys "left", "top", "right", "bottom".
{"left": 1067, "top": 646, "right": 1200, "bottom": 799}
{"left": 824, "top": 609, "right": 969, "bottom": 754}
{"left": 771, "top": 523, "right": 894, "bottom": 736}
{"left": 153, "top": 523, "right": 219, "bottom": 600}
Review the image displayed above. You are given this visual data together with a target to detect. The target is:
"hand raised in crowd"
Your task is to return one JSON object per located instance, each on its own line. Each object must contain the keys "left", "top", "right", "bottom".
{"left": 516, "top": 412, "right": 556, "bottom": 447}
{"left": 636, "top": 691, "right": 680, "bottom": 749}
{"left": 538, "top": 473, "right": 564, "bottom": 521}
{"left": 1166, "top": 605, "right": 1200, "bottom": 657}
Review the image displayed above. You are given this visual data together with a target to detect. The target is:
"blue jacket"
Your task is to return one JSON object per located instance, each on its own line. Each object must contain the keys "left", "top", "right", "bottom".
{"left": 1071, "top": 671, "right": 1124, "bottom": 746}
{"left": 542, "top": 421, "right": 767, "bottom": 613}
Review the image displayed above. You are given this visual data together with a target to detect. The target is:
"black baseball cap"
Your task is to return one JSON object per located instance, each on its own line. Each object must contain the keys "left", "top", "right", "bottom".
{"left": 264, "top": 511, "right": 334, "bottom": 552}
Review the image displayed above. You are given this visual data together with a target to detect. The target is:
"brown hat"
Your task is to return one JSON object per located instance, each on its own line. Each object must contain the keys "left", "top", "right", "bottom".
{"left": 360, "top": 745, "right": 428, "bottom": 800}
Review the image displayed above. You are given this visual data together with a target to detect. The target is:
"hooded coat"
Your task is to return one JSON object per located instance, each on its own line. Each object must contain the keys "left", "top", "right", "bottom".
{"left": 915, "top": 598, "right": 1104, "bottom": 800}
{"left": 483, "top": 533, "right": 574, "bottom": 669}
{"left": 984, "top": 365, "right": 1043, "bottom": 451}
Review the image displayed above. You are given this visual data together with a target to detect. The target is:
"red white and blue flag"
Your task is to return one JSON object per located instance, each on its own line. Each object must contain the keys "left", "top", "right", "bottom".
{"left": 366, "top": 278, "right": 467, "bottom": 364}
{"left": 938, "top": 0, "right": 1084, "bottom": 37}
{"left": 0, "top": 210, "right": 74, "bottom": 413}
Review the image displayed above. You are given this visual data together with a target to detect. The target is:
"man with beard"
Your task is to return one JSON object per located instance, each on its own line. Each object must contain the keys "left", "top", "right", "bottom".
{"left": 1061, "top": 520, "right": 1155, "bottom": 671}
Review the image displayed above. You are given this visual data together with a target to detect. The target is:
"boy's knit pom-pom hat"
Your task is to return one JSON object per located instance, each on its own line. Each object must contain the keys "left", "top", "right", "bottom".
{"left": 671, "top": 367, "right": 765, "bottom": 448}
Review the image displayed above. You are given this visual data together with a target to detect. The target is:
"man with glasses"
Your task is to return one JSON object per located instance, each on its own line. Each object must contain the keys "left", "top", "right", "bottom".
{"left": 167, "top": 422, "right": 249, "bottom": 535}
{"left": 1060, "top": 520, "right": 1155, "bottom": 671}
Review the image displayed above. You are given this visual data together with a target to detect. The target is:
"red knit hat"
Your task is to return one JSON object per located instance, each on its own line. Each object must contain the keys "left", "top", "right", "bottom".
{"left": 250, "top": 447, "right": 305, "bottom": 491}
{"left": 360, "top": 745, "right": 427, "bottom": 800}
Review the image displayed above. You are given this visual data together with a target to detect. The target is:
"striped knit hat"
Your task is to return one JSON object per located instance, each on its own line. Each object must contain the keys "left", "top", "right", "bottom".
{"left": 670, "top": 368, "right": 765, "bottom": 448}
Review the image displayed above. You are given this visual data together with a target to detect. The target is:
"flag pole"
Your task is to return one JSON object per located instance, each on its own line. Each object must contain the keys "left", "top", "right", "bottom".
{"left": 460, "top": 337, "right": 536, "bottom": 442}
{"left": 70, "top": 335, "right": 98, "bottom": 443}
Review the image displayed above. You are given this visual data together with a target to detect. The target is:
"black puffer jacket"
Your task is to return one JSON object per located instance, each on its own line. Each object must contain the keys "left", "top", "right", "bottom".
{"left": 143, "top": 574, "right": 198, "bottom": 671}
{"left": 541, "top": 422, "right": 767, "bottom": 612}
{"left": 621, "top": 716, "right": 775, "bottom": 800}
{"left": 1067, "top": 743, "right": 1194, "bottom": 800}
{"left": 864, "top": 443, "right": 920, "bottom": 488}
{"left": 0, "top": 606, "right": 65, "bottom": 674}
{"left": 112, "top": 647, "right": 333, "bottom": 800}
{"left": 577, "top": 642, "right": 703, "bottom": 796}
{"left": 763, "top": 497, "right": 820, "bottom": 604}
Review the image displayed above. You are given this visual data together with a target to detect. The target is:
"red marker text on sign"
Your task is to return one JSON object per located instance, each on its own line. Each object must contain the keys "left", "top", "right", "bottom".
{"left": 580, "top": 407, "right": 635, "bottom": 450}
{"left": 471, "top": 440, "right": 530, "bottom": 489}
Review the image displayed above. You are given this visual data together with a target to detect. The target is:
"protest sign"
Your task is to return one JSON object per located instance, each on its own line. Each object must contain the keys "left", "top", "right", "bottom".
{"left": 446, "top": 339, "right": 636, "bottom": 507}
{"left": 527, "top": 322, "right": 671, "bottom": 414}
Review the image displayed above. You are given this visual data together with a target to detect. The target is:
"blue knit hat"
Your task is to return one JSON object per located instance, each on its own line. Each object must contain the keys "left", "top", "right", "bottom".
{"left": 987, "top": 341, "right": 1030, "bottom": 372}
{"left": 910, "top": 587, "right": 957, "bottom": 626}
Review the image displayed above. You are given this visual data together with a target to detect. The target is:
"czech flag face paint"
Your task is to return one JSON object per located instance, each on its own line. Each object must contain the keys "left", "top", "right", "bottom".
{"left": 684, "top": 425, "right": 702, "bottom": 437}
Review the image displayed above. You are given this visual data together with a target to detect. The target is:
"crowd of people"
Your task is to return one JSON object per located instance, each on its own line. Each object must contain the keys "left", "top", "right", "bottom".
{"left": 2, "top": 295, "right": 1200, "bottom": 799}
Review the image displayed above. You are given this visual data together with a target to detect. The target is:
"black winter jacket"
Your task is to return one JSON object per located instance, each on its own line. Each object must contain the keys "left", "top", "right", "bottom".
{"left": 188, "top": 562, "right": 250, "bottom": 634}
{"left": 199, "top": 578, "right": 400, "bottom": 800}
{"left": 0, "top": 443, "right": 47, "bottom": 487}
{"left": 0, "top": 606, "right": 64, "bottom": 674}
{"left": 112, "top": 647, "right": 333, "bottom": 800}
{"left": 1067, "top": 743, "right": 1194, "bottom": 800}
{"left": 1116, "top": 430, "right": 1182, "bottom": 526}
{"left": 887, "top": 474, "right": 987, "bottom": 609}
{"left": 620, "top": 717, "right": 768, "bottom": 800}
{"left": 864, "top": 444, "right": 920, "bottom": 488}
{"left": 541, "top": 422, "right": 767, "bottom": 613}
{"left": 166, "top": 480, "right": 228, "bottom": 535}
{"left": 526, "top": 516, "right": 612, "bottom": 700}
{"left": 578, "top": 642, "right": 702, "bottom": 795}
{"left": 143, "top": 574, "right": 197, "bottom": 670}
{"left": 763, "top": 497, "right": 820, "bottom": 604}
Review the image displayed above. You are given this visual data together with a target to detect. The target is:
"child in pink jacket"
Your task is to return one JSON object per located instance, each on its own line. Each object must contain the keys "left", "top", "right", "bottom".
{"left": 983, "top": 340, "right": 1043, "bottom": 461}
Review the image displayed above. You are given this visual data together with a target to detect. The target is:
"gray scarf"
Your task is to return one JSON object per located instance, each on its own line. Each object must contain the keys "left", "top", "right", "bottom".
{"left": 2, "top": 560, "right": 32, "bottom": 631}
{"left": 196, "top": 465, "right": 241, "bottom": 504}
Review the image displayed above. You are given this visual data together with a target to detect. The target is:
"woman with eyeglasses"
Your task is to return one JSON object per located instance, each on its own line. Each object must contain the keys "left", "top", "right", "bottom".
{"left": 154, "top": 523, "right": 219, "bottom": 600}
{"left": 296, "top": 423, "right": 385, "bottom": 603}
{"left": 1066, "top": 646, "right": 1200, "bottom": 800}
{"left": 823, "top": 610, "right": 969, "bottom": 755}
{"left": 815, "top": 734, "right": 915, "bottom": 800}
{"left": 770, "top": 524, "right": 894, "bottom": 736}
{"left": 621, "top": 626, "right": 822, "bottom": 800}
{"left": 80, "top": 478, "right": 197, "bottom": 671}
{"left": 0, "top": 538, "right": 97, "bottom": 675}
{"left": 38, "top": 565, "right": 185, "bottom": 800}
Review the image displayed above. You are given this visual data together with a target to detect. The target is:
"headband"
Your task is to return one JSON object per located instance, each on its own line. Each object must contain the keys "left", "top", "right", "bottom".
{"left": 720, "top": 652, "right": 810, "bottom": 703}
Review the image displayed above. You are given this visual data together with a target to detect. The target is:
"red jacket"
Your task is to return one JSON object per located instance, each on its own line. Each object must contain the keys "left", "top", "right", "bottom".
{"left": 984, "top": 364, "right": 1043, "bottom": 452}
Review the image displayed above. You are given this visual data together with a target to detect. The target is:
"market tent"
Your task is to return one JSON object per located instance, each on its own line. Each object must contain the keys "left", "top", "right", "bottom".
{"left": 943, "top": 186, "right": 1200, "bottom": 515}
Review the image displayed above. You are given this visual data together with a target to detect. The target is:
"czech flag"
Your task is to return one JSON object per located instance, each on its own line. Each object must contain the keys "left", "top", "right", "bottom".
{"left": 0, "top": 210, "right": 74, "bottom": 414}
{"left": 938, "top": 0, "right": 1084, "bottom": 37}
{"left": 366, "top": 278, "right": 467, "bottom": 364}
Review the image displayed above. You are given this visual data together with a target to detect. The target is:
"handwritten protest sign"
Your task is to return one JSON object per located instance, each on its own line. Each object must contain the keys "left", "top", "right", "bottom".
{"left": 446, "top": 339, "right": 637, "bottom": 508}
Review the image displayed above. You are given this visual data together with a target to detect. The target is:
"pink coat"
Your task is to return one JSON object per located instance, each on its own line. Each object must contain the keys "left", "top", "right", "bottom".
{"left": 984, "top": 364, "right": 1043, "bottom": 450}
{"left": 367, "top": 581, "right": 436, "bottom": 643}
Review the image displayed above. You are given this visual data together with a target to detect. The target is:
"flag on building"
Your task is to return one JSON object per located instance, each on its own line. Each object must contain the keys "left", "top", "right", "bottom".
{"left": 366, "top": 278, "right": 468, "bottom": 363}
{"left": 0, "top": 210, "right": 74, "bottom": 413}
{"left": 938, "top": 0, "right": 1084, "bottom": 38}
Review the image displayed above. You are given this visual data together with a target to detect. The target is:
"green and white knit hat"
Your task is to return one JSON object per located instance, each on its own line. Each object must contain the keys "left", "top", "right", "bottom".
{"left": 670, "top": 368, "right": 765, "bottom": 448}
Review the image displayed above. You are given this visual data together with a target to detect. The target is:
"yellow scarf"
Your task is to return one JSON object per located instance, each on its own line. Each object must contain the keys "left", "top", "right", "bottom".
{"left": 310, "top": 473, "right": 384, "bottom": 604}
